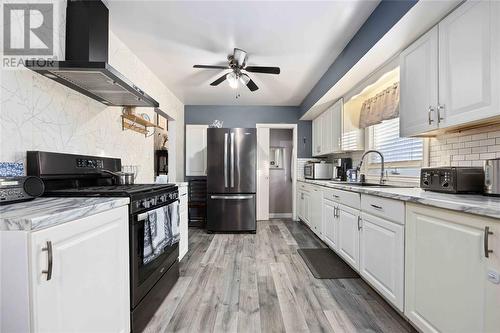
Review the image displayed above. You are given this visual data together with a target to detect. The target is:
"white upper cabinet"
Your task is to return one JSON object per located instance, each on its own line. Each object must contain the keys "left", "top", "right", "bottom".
{"left": 438, "top": 0, "right": 500, "bottom": 128}
{"left": 400, "top": 0, "right": 500, "bottom": 136}
{"left": 312, "top": 117, "right": 322, "bottom": 156}
{"left": 185, "top": 125, "right": 208, "bottom": 176}
{"left": 399, "top": 26, "right": 439, "bottom": 137}
{"left": 341, "top": 97, "right": 364, "bottom": 151}
{"left": 312, "top": 98, "right": 355, "bottom": 156}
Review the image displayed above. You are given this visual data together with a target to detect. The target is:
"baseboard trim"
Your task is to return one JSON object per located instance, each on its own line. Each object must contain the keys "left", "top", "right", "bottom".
{"left": 269, "top": 213, "right": 293, "bottom": 219}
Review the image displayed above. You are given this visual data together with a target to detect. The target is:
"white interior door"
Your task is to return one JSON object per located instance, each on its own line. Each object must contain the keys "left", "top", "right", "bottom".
{"left": 257, "top": 127, "right": 270, "bottom": 220}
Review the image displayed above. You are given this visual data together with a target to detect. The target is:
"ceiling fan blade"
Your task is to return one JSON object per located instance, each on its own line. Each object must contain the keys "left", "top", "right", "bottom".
{"left": 210, "top": 73, "right": 228, "bottom": 86}
{"left": 193, "top": 65, "right": 230, "bottom": 69}
{"left": 245, "top": 66, "right": 280, "bottom": 75}
{"left": 242, "top": 74, "right": 259, "bottom": 92}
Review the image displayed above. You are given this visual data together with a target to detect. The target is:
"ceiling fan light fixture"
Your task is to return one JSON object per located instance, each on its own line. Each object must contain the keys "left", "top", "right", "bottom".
{"left": 239, "top": 74, "right": 250, "bottom": 85}
{"left": 226, "top": 72, "right": 239, "bottom": 89}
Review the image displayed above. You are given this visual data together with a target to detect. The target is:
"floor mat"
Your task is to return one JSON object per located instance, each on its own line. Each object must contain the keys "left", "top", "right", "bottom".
{"left": 297, "top": 248, "right": 359, "bottom": 279}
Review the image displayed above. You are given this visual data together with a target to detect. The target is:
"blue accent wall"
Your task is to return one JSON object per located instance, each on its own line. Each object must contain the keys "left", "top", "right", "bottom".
{"left": 299, "top": 0, "right": 418, "bottom": 116}
{"left": 185, "top": 105, "right": 312, "bottom": 158}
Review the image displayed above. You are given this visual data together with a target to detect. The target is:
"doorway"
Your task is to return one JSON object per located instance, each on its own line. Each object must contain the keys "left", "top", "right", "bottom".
{"left": 256, "top": 124, "right": 297, "bottom": 221}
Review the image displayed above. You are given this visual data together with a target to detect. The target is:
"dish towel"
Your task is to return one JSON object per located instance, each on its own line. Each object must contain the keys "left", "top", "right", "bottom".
{"left": 169, "top": 201, "right": 180, "bottom": 244}
{"left": 143, "top": 206, "right": 172, "bottom": 265}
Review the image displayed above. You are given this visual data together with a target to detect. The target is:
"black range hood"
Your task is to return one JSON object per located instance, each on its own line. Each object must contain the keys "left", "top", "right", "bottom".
{"left": 25, "top": 0, "right": 159, "bottom": 107}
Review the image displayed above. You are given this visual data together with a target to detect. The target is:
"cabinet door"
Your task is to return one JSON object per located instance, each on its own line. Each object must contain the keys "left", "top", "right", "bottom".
{"left": 337, "top": 204, "right": 360, "bottom": 270}
{"left": 303, "top": 192, "right": 311, "bottom": 226}
{"left": 30, "top": 207, "right": 130, "bottom": 333}
{"left": 322, "top": 200, "right": 338, "bottom": 250}
{"left": 359, "top": 212, "right": 404, "bottom": 311}
{"left": 312, "top": 117, "right": 322, "bottom": 156}
{"left": 179, "top": 199, "right": 188, "bottom": 260}
{"left": 309, "top": 187, "right": 323, "bottom": 236}
{"left": 331, "top": 100, "right": 342, "bottom": 153}
{"left": 321, "top": 109, "right": 333, "bottom": 154}
{"left": 399, "top": 26, "right": 439, "bottom": 137}
{"left": 438, "top": 0, "right": 500, "bottom": 128}
{"left": 405, "top": 204, "right": 500, "bottom": 333}
{"left": 186, "top": 125, "right": 208, "bottom": 176}
{"left": 341, "top": 98, "right": 364, "bottom": 151}
{"left": 297, "top": 190, "right": 304, "bottom": 220}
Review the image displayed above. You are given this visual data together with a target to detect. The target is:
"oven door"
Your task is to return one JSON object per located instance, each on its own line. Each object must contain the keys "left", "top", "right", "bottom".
{"left": 130, "top": 200, "right": 179, "bottom": 308}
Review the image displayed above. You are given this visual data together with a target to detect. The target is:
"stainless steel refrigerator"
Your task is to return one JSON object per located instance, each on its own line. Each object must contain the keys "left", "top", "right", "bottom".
{"left": 207, "top": 128, "right": 256, "bottom": 232}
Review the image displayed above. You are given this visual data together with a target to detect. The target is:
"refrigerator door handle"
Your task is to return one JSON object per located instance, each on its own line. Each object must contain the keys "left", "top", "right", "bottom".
{"left": 210, "top": 195, "right": 254, "bottom": 200}
{"left": 230, "top": 131, "right": 235, "bottom": 188}
{"left": 224, "top": 132, "right": 228, "bottom": 188}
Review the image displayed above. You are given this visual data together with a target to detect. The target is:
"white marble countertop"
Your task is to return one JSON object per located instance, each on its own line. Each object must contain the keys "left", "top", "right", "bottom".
{"left": 298, "top": 178, "right": 500, "bottom": 220}
{"left": 0, "top": 197, "right": 130, "bottom": 231}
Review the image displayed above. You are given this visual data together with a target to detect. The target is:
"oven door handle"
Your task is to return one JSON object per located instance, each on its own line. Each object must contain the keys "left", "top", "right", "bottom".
{"left": 136, "top": 200, "right": 179, "bottom": 221}
{"left": 210, "top": 195, "right": 253, "bottom": 200}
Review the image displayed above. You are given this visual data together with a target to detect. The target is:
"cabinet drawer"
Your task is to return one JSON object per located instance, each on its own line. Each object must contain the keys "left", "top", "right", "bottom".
{"left": 323, "top": 188, "right": 360, "bottom": 210}
{"left": 361, "top": 194, "right": 404, "bottom": 224}
{"left": 298, "top": 182, "right": 312, "bottom": 192}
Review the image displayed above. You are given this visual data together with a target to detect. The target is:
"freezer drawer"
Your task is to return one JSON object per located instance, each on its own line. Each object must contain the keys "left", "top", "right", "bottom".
{"left": 207, "top": 194, "right": 256, "bottom": 232}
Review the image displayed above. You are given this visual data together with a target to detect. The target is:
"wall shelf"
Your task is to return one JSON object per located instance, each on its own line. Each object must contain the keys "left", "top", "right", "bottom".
{"left": 121, "top": 113, "right": 164, "bottom": 136}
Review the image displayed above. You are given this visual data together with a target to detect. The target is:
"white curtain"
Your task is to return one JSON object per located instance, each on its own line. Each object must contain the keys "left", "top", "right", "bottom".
{"left": 359, "top": 82, "right": 400, "bottom": 129}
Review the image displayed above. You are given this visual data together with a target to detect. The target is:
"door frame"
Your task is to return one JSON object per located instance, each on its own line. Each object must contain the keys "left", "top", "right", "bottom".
{"left": 256, "top": 123, "right": 297, "bottom": 221}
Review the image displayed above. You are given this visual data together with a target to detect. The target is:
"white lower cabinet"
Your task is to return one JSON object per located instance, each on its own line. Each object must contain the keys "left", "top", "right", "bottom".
{"left": 297, "top": 187, "right": 312, "bottom": 226}
{"left": 28, "top": 207, "right": 130, "bottom": 333}
{"left": 322, "top": 199, "right": 338, "bottom": 250}
{"left": 178, "top": 185, "right": 189, "bottom": 260}
{"left": 309, "top": 187, "right": 323, "bottom": 236}
{"left": 360, "top": 212, "right": 404, "bottom": 311}
{"left": 337, "top": 204, "right": 360, "bottom": 271}
{"left": 405, "top": 203, "right": 500, "bottom": 333}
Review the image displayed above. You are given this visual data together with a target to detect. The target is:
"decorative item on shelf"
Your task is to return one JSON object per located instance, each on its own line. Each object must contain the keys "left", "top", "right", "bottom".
{"left": 209, "top": 120, "right": 223, "bottom": 128}
{"left": 155, "top": 150, "right": 168, "bottom": 176}
{"left": 121, "top": 108, "right": 163, "bottom": 137}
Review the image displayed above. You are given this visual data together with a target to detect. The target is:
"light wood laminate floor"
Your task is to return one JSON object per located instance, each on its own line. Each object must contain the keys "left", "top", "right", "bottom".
{"left": 143, "top": 219, "right": 416, "bottom": 333}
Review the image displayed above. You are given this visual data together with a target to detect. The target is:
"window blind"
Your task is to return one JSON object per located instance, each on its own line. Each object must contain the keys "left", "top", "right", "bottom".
{"left": 370, "top": 118, "right": 423, "bottom": 163}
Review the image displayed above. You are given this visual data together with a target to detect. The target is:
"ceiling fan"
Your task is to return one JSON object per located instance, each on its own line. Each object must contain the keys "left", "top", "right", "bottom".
{"left": 193, "top": 48, "right": 280, "bottom": 92}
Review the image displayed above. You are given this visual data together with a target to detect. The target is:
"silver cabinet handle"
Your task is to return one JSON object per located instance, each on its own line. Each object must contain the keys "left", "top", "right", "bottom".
{"left": 370, "top": 204, "right": 383, "bottom": 210}
{"left": 224, "top": 133, "right": 228, "bottom": 188}
{"left": 357, "top": 216, "right": 362, "bottom": 230}
{"left": 210, "top": 195, "right": 253, "bottom": 200}
{"left": 428, "top": 106, "right": 435, "bottom": 125}
{"left": 42, "top": 241, "right": 53, "bottom": 281}
{"left": 437, "top": 104, "right": 445, "bottom": 123}
{"left": 230, "top": 132, "right": 235, "bottom": 188}
{"left": 484, "top": 226, "right": 493, "bottom": 258}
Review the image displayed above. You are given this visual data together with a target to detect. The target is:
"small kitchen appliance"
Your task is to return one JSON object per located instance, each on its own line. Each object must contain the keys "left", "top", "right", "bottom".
{"left": 304, "top": 162, "right": 333, "bottom": 180}
{"left": 420, "top": 167, "right": 484, "bottom": 194}
{"left": 332, "top": 158, "right": 352, "bottom": 181}
{"left": 484, "top": 158, "right": 500, "bottom": 196}
{"left": 27, "top": 151, "right": 179, "bottom": 333}
{"left": 0, "top": 176, "right": 44, "bottom": 205}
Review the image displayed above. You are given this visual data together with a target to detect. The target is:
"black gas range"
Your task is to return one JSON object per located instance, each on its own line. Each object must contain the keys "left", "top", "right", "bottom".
{"left": 27, "top": 151, "right": 179, "bottom": 333}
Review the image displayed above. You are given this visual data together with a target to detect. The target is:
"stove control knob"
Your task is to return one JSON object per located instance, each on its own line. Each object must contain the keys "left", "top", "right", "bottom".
{"left": 141, "top": 200, "right": 150, "bottom": 208}
{"left": 159, "top": 195, "right": 166, "bottom": 202}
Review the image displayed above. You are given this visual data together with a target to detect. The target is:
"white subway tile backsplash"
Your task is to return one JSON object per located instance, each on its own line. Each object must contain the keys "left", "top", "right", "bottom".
{"left": 429, "top": 124, "right": 500, "bottom": 167}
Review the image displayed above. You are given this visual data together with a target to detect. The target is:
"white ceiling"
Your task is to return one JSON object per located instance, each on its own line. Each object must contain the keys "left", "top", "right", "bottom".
{"left": 108, "top": 1, "right": 379, "bottom": 106}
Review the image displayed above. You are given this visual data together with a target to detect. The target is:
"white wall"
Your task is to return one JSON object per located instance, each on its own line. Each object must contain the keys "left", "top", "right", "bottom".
{"left": 0, "top": 6, "right": 184, "bottom": 182}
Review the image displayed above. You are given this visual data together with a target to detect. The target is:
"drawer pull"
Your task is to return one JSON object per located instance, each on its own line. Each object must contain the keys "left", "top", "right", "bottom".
{"left": 332, "top": 194, "right": 339, "bottom": 198}
{"left": 357, "top": 216, "right": 362, "bottom": 230}
{"left": 484, "top": 226, "right": 493, "bottom": 258}
{"left": 42, "top": 241, "right": 53, "bottom": 281}
{"left": 370, "top": 204, "right": 383, "bottom": 210}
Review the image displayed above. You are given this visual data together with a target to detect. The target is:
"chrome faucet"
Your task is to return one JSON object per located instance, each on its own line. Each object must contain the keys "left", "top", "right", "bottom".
{"left": 357, "top": 150, "right": 386, "bottom": 184}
